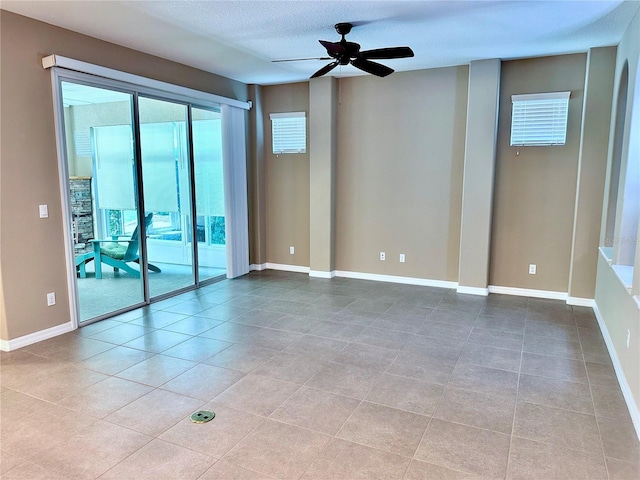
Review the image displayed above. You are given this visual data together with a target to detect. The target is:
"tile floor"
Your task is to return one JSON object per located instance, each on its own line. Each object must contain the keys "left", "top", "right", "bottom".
{"left": 1, "top": 271, "right": 639, "bottom": 479}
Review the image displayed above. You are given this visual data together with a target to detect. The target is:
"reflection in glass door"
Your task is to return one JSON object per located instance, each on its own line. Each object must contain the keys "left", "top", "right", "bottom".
{"left": 138, "top": 97, "right": 195, "bottom": 298}
{"left": 193, "top": 107, "right": 227, "bottom": 282}
{"left": 61, "top": 81, "right": 144, "bottom": 322}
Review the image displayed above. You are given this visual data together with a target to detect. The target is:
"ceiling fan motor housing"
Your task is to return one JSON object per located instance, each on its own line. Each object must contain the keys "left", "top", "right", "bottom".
{"left": 310, "top": 22, "right": 414, "bottom": 78}
{"left": 335, "top": 22, "right": 353, "bottom": 36}
{"left": 326, "top": 41, "right": 361, "bottom": 63}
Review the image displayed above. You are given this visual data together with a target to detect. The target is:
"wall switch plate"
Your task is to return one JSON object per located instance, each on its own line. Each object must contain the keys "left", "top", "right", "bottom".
{"left": 289, "top": 246, "right": 295, "bottom": 255}
{"left": 399, "top": 253, "right": 406, "bottom": 263}
{"left": 627, "top": 329, "right": 631, "bottom": 348}
{"left": 39, "top": 204, "right": 49, "bottom": 218}
{"left": 528, "top": 264, "right": 536, "bottom": 275}
{"left": 379, "top": 252, "right": 386, "bottom": 261}
{"left": 46, "top": 292, "right": 56, "bottom": 306}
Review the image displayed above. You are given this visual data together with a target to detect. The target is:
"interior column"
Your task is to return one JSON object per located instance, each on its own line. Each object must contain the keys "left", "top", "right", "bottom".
{"left": 309, "top": 77, "right": 338, "bottom": 277}
{"left": 247, "top": 84, "right": 267, "bottom": 269}
{"left": 457, "top": 59, "right": 501, "bottom": 295}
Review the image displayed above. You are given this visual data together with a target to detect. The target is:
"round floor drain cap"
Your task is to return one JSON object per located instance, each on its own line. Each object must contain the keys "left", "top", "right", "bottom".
{"left": 190, "top": 410, "right": 215, "bottom": 424}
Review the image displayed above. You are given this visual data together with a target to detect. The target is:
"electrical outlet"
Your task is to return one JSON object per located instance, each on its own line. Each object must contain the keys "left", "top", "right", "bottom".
{"left": 379, "top": 252, "right": 386, "bottom": 261}
{"left": 399, "top": 253, "right": 406, "bottom": 263}
{"left": 529, "top": 264, "right": 536, "bottom": 275}
{"left": 289, "top": 246, "right": 295, "bottom": 255}
{"left": 46, "top": 292, "right": 56, "bottom": 306}
{"left": 627, "top": 329, "right": 631, "bottom": 348}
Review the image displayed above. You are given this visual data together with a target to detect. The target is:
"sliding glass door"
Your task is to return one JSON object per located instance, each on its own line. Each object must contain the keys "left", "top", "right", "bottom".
{"left": 193, "top": 107, "right": 227, "bottom": 282}
{"left": 57, "top": 78, "right": 234, "bottom": 325}
{"left": 61, "top": 81, "right": 145, "bottom": 322}
{"left": 138, "top": 97, "right": 195, "bottom": 298}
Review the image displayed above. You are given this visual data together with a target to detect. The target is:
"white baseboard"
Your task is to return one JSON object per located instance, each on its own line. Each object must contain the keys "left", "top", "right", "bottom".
{"left": 0, "top": 320, "right": 75, "bottom": 352}
{"left": 566, "top": 296, "right": 596, "bottom": 307}
{"left": 457, "top": 286, "right": 489, "bottom": 296}
{"left": 253, "top": 267, "right": 596, "bottom": 309}
{"left": 334, "top": 270, "right": 457, "bottom": 289}
{"left": 593, "top": 302, "right": 640, "bottom": 441}
{"left": 488, "top": 285, "right": 568, "bottom": 301}
{"left": 250, "top": 263, "right": 267, "bottom": 271}
{"left": 255, "top": 264, "right": 456, "bottom": 288}
{"left": 309, "top": 270, "right": 336, "bottom": 279}
{"left": 265, "top": 262, "right": 310, "bottom": 274}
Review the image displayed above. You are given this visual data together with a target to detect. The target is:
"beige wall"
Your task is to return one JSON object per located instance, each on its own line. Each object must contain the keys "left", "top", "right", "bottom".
{"left": 0, "top": 10, "right": 246, "bottom": 341}
{"left": 596, "top": 255, "right": 640, "bottom": 417}
{"left": 568, "top": 47, "right": 617, "bottom": 299}
{"left": 595, "top": 6, "right": 640, "bottom": 427}
{"left": 490, "top": 54, "right": 587, "bottom": 292}
{"left": 0, "top": 262, "right": 6, "bottom": 339}
{"left": 260, "top": 56, "right": 614, "bottom": 297}
{"left": 335, "top": 67, "right": 468, "bottom": 280}
{"left": 262, "top": 82, "right": 310, "bottom": 267}
{"left": 261, "top": 67, "right": 470, "bottom": 281}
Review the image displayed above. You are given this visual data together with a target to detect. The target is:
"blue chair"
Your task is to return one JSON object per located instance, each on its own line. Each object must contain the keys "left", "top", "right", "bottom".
{"left": 75, "top": 250, "right": 94, "bottom": 278}
{"left": 90, "top": 213, "right": 161, "bottom": 279}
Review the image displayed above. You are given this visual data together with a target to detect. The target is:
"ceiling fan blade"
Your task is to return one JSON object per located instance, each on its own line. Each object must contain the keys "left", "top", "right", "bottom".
{"left": 310, "top": 61, "right": 340, "bottom": 79}
{"left": 272, "top": 57, "right": 331, "bottom": 63}
{"left": 319, "top": 40, "right": 346, "bottom": 56}
{"left": 351, "top": 58, "right": 394, "bottom": 77}
{"left": 359, "top": 47, "right": 414, "bottom": 60}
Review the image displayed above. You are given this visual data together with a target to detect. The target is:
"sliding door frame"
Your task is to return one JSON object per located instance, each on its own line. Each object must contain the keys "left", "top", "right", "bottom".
{"left": 186, "top": 105, "right": 200, "bottom": 287}
{"left": 48, "top": 63, "right": 250, "bottom": 327}
{"left": 50, "top": 71, "right": 148, "bottom": 327}
{"left": 131, "top": 91, "right": 150, "bottom": 303}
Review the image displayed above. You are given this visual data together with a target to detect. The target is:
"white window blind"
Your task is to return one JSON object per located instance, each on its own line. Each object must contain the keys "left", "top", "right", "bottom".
{"left": 270, "top": 112, "right": 306, "bottom": 154}
{"left": 510, "top": 92, "right": 570, "bottom": 146}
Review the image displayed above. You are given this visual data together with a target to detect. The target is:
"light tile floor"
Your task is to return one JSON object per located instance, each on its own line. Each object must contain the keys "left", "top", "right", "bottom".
{"left": 1, "top": 271, "right": 639, "bottom": 479}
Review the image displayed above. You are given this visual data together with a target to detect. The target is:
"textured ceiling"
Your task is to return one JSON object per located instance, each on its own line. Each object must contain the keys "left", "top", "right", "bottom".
{"left": 2, "top": 0, "right": 638, "bottom": 85}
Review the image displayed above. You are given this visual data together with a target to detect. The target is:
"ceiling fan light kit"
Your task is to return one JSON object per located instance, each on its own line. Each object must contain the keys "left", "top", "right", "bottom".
{"left": 274, "top": 22, "right": 414, "bottom": 79}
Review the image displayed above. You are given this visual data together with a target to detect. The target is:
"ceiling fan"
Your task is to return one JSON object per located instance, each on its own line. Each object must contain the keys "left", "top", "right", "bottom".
{"left": 273, "top": 22, "right": 414, "bottom": 78}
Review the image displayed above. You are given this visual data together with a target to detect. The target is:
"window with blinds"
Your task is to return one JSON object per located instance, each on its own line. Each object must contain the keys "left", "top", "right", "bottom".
{"left": 270, "top": 112, "right": 306, "bottom": 154}
{"left": 510, "top": 91, "right": 571, "bottom": 146}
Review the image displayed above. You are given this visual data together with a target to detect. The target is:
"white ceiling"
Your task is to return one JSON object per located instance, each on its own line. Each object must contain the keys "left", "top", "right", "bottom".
{"left": 3, "top": 0, "right": 638, "bottom": 85}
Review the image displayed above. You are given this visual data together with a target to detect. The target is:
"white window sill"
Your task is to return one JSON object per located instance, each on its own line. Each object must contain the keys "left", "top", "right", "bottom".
{"left": 600, "top": 247, "right": 634, "bottom": 294}
{"left": 612, "top": 264, "right": 634, "bottom": 294}
{"left": 599, "top": 246, "right": 614, "bottom": 264}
